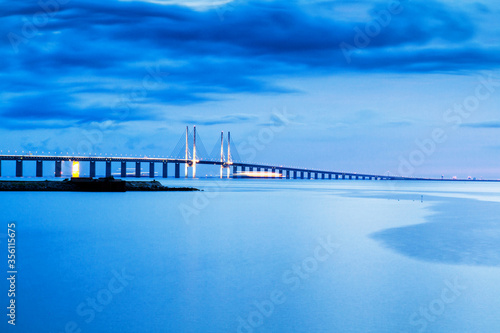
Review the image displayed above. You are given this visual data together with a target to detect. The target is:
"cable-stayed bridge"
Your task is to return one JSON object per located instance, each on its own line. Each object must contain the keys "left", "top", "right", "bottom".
{"left": 0, "top": 126, "right": 434, "bottom": 180}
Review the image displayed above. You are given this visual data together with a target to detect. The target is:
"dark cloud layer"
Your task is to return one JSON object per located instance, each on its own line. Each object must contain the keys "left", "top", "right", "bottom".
{"left": 0, "top": 0, "right": 498, "bottom": 128}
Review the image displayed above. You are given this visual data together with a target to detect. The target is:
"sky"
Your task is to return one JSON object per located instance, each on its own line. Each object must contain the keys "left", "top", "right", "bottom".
{"left": 1, "top": 0, "right": 500, "bottom": 178}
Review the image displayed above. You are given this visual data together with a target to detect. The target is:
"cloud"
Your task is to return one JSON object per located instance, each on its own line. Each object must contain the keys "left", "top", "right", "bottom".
{"left": 384, "top": 120, "right": 413, "bottom": 127}
{"left": 0, "top": 0, "right": 498, "bottom": 128}
{"left": 180, "top": 113, "right": 260, "bottom": 126}
{"left": 461, "top": 121, "right": 500, "bottom": 129}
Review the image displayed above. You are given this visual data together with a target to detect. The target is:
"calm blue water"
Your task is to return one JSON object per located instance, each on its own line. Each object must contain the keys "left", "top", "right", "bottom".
{"left": 1, "top": 179, "right": 500, "bottom": 332}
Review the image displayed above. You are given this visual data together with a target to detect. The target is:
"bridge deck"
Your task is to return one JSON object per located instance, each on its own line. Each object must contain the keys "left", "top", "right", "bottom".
{"left": 0, "top": 154, "right": 436, "bottom": 180}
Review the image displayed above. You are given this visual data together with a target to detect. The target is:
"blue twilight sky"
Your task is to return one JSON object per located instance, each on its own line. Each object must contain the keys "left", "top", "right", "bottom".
{"left": 1, "top": 0, "right": 500, "bottom": 178}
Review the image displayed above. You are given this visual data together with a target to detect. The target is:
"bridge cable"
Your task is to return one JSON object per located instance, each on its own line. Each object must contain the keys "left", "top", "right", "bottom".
{"left": 171, "top": 130, "right": 191, "bottom": 159}
{"left": 208, "top": 139, "right": 222, "bottom": 162}
{"left": 194, "top": 132, "right": 210, "bottom": 161}
{"left": 229, "top": 136, "right": 241, "bottom": 163}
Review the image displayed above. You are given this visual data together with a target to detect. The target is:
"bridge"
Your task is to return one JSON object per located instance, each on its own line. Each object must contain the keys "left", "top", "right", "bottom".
{"left": 0, "top": 126, "right": 429, "bottom": 180}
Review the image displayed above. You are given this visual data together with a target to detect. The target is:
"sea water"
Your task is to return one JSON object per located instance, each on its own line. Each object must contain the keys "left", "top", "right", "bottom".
{"left": 1, "top": 179, "right": 499, "bottom": 332}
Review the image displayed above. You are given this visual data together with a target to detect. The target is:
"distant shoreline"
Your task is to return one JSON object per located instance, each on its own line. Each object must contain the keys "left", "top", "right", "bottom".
{"left": 0, "top": 177, "right": 200, "bottom": 192}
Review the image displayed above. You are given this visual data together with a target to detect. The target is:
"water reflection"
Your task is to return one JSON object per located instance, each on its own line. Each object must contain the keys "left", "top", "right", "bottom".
{"left": 371, "top": 198, "right": 500, "bottom": 267}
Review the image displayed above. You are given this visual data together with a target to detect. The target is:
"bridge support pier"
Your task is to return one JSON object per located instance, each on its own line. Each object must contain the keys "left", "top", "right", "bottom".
{"left": 301, "top": 171, "right": 304, "bottom": 179}
{"left": 315, "top": 173, "right": 319, "bottom": 180}
{"left": 293, "top": 171, "right": 297, "bottom": 179}
{"left": 233, "top": 165, "right": 237, "bottom": 178}
{"left": 36, "top": 160, "right": 43, "bottom": 177}
{"left": 135, "top": 162, "right": 141, "bottom": 178}
{"left": 257, "top": 168, "right": 261, "bottom": 172}
{"left": 149, "top": 162, "right": 155, "bottom": 178}
{"left": 16, "top": 160, "right": 23, "bottom": 177}
{"left": 175, "top": 163, "right": 180, "bottom": 178}
{"left": 286, "top": 170, "right": 290, "bottom": 179}
{"left": 322, "top": 173, "right": 325, "bottom": 179}
{"left": 121, "top": 162, "right": 127, "bottom": 178}
{"left": 335, "top": 174, "right": 339, "bottom": 179}
{"left": 249, "top": 167, "right": 253, "bottom": 172}
{"left": 163, "top": 162, "right": 168, "bottom": 178}
{"left": 342, "top": 174, "right": 345, "bottom": 179}
{"left": 90, "top": 161, "right": 96, "bottom": 178}
{"left": 55, "top": 161, "right": 62, "bottom": 177}
{"left": 329, "top": 174, "right": 332, "bottom": 180}
{"left": 106, "top": 161, "right": 112, "bottom": 177}
{"left": 241, "top": 166, "right": 246, "bottom": 172}
{"left": 0, "top": 160, "right": 2, "bottom": 177}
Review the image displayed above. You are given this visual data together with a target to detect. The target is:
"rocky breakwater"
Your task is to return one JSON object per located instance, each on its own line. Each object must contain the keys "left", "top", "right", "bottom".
{"left": 0, "top": 177, "right": 200, "bottom": 192}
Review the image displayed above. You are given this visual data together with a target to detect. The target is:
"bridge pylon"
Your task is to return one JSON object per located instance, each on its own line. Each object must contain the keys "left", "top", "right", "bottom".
{"left": 220, "top": 131, "right": 224, "bottom": 179}
{"left": 185, "top": 126, "right": 189, "bottom": 178}
{"left": 193, "top": 126, "right": 197, "bottom": 178}
{"left": 182, "top": 125, "right": 199, "bottom": 178}
{"left": 227, "top": 131, "right": 231, "bottom": 178}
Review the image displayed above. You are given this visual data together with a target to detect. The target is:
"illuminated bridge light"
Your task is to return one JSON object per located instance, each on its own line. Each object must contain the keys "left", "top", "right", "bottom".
{"left": 72, "top": 161, "right": 80, "bottom": 178}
